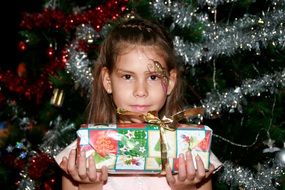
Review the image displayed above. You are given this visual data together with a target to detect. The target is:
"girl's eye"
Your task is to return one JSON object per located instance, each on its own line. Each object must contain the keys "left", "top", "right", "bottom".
{"left": 122, "top": 74, "right": 132, "bottom": 80}
{"left": 149, "top": 74, "right": 159, "bottom": 80}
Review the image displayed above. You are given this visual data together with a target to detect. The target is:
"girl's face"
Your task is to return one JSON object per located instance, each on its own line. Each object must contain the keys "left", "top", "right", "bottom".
{"left": 102, "top": 45, "right": 176, "bottom": 122}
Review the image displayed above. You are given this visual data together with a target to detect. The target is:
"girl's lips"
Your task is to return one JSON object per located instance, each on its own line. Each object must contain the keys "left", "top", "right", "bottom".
{"left": 130, "top": 105, "right": 150, "bottom": 112}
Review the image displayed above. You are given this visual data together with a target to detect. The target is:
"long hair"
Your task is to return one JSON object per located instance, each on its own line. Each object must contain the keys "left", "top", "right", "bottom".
{"left": 87, "top": 18, "right": 185, "bottom": 124}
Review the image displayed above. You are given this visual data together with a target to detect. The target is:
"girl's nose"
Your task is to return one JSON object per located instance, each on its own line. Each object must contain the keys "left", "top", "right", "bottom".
{"left": 133, "top": 80, "right": 148, "bottom": 97}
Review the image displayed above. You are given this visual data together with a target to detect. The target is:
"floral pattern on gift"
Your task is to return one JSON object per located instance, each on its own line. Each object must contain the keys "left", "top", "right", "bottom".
{"left": 177, "top": 129, "right": 208, "bottom": 153}
{"left": 116, "top": 155, "right": 145, "bottom": 170}
{"left": 89, "top": 130, "right": 118, "bottom": 157}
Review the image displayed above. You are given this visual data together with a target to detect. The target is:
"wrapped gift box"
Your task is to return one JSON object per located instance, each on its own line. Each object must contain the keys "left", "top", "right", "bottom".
{"left": 72, "top": 123, "right": 212, "bottom": 174}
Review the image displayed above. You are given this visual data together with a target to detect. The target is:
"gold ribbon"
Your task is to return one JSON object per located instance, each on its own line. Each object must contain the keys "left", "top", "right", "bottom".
{"left": 117, "top": 107, "right": 204, "bottom": 172}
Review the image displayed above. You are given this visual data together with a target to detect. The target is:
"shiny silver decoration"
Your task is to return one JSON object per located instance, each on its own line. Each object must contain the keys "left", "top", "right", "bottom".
{"left": 201, "top": 69, "right": 285, "bottom": 118}
{"left": 151, "top": 1, "right": 285, "bottom": 66}
{"left": 39, "top": 116, "right": 76, "bottom": 156}
{"left": 219, "top": 160, "right": 285, "bottom": 190}
{"left": 174, "top": 10, "right": 285, "bottom": 66}
{"left": 65, "top": 24, "right": 96, "bottom": 94}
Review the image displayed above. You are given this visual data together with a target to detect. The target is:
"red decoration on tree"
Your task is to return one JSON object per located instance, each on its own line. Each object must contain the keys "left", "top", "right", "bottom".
{"left": 43, "top": 177, "right": 56, "bottom": 190}
{"left": 0, "top": 57, "right": 65, "bottom": 105}
{"left": 18, "top": 41, "right": 27, "bottom": 52}
{"left": 47, "top": 46, "right": 55, "bottom": 57}
{"left": 77, "top": 39, "right": 90, "bottom": 52}
{"left": 28, "top": 152, "right": 54, "bottom": 180}
{"left": 17, "top": 62, "right": 27, "bottom": 77}
{"left": 14, "top": 158, "right": 26, "bottom": 170}
{"left": 20, "top": 0, "right": 129, "bottom": 32}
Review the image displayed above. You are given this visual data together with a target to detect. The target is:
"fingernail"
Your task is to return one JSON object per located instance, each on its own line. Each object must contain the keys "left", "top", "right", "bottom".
{"left": 195, "top": 154, "right": 201, "bottom": 160}
{"left": 101, "top": 165, "right": 108, "bottom": 171}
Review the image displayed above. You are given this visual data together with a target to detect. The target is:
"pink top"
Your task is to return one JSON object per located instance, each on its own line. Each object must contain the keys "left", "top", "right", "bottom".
{"left": 104, "top": 176, "right": 169, "bottom": 190}
{"left": 103, "top": 152, "right": 222, "bottom": 190}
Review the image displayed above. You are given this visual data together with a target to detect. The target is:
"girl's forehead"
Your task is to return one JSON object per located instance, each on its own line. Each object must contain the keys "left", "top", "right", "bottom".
{"left": 116, "top": 45, "right": 167, "bottom": 68}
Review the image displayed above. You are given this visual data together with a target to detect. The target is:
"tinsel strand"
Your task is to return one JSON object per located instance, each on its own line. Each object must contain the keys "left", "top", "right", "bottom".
{"left": 151, "top": 0, "right": 209, "bottom": 28}
{"left": 201, "top": 69, "right": 285, "bottom": 118}
{"left": 197, "top": 0, "right": 285, "bottom": 7}
{"left": 219, "top": 160, "right": 285, "bottom": 190}
{"left": 173, "top": 9, "right": 285, "bottom": 66}
{"left": 65, "top": 24, "right": 96, "bottom": 92}
{"left": 39, "top": 116, "right": 76, "bottom": 156}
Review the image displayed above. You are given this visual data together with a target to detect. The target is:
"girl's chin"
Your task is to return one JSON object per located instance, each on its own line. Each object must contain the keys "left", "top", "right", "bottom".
{"left": 118, "top": 117, "right": 145, "bottom": 124}
{"left": 129, "top": 117, "right": 145, "bottom": 123}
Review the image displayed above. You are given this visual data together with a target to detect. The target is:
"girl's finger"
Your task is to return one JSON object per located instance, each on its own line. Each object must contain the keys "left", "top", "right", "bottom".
{"left": 99, "top": 166, "right": 108, "bottom": 183}
{"left": 186, "top": 151, "right": 195, "bottom": 181}
{"left": 195, "top": 155, "right": 206, "bottom": 181}
{"left": 177, "top": 153, "right": 187, "bottom": 181}
{"left": 78, "top": 150, "right": 88, "bottom": 179}
{"left": 67, "top": 149, "right": 78, "bottom": 176}
{"left": 87, "top": 155, "right": 97, "bottom": 182}
{"left": 205, "top": 164, "right": 215, "bottom": 178}
{"left": 59, "top": 156, "right": 68, "bottom": 173}
{"left": 165, "top": 164, "right": 176, "bottom": 186}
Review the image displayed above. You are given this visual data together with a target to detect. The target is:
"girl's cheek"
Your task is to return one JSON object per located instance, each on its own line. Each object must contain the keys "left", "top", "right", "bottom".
{"left": 160, "top": 78, "right": 169, "bottom": 94}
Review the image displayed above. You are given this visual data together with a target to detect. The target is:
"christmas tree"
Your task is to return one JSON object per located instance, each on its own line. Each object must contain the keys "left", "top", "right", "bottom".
{"left": 0, "top": 0, "right": 284, "bottom": 189}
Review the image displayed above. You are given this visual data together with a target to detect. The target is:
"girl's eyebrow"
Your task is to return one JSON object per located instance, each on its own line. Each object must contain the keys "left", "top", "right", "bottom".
{"left": 116, "top": 68, "right": 162, "bottom": 74}
{"left": 116, "top": 68, "right": 135, "bottom": 74}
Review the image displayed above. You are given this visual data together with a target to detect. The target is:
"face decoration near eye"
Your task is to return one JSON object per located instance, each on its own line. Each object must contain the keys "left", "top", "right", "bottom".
{"left": 147, "top": 60, "right": 169, "bottom": 94}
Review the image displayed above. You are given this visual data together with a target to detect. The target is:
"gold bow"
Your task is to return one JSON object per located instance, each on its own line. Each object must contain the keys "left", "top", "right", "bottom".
{"left": 117, "top": 107, "right": 204, "bottom": 172}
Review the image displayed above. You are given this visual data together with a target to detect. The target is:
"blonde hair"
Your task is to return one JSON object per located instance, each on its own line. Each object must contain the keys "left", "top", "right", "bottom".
{"left": 87, "top": 18, "right": 185, "bottom": 123}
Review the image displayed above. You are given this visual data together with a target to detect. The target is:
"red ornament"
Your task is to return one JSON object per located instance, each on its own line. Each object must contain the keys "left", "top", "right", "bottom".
{"left": 44, "top": 177, "right": 56, "bottom": 190}
{"left": 47, "top": 46, "right": 55, "bottom": 57}
{"left": 17, "top": 62, "right": 27, "bottom": 77}
{"left": 18, "top": 41, "right": 27, "bottom": 52}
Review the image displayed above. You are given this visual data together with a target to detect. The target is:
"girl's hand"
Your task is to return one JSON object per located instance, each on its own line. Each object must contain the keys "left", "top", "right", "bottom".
{"left": 60, "top": 149, "right": 108, "bottom": 184}
{"left": 165, "top": 151, "right": 215, "bottom": 190}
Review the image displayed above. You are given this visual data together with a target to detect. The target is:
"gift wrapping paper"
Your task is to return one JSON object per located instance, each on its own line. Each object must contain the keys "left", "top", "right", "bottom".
{"left": 76, "top": 123, "right": 212, "bottom": 174}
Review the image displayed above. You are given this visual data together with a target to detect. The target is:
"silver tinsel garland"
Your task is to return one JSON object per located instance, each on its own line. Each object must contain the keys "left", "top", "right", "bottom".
{"left": 152, "top": 0, "right": 285, "bottom": 66}
{"left": 17, "top": 171, "right": 35, "bottom": 190}
{"left": 173, "top": 9, "right": 285, "bottom": 66}
{"left": 197, "top": 0, "right": 285, "bottom": 7}
{"left": 201, "top": 69, "right": 285, "bottom": 117}
{"left": 151, "top": 0, "right": 209, "bottom": 28}
{"left": 39, "top": 116, "right": 76, "bottom": 156}
{"left": 65, "top": 24, "right": 96, "bottom": 93}
{"left": 219, "top": 160, "right": 285, "bottom": 190}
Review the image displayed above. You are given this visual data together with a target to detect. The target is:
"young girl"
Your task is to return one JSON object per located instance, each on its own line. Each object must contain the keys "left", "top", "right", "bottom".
{"left": 60, "top": 18, "right": 220, "bottom": 190}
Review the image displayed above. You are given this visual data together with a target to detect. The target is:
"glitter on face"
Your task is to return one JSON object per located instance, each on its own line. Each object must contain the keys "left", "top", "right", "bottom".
{"left": 147, "top": 60, "right": 169, "bottom": 94}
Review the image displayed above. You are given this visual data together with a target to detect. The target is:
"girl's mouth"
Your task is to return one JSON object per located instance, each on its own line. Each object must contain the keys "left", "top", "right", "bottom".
{"left": 130, "top": 105, "right": 150, "bottom": 112}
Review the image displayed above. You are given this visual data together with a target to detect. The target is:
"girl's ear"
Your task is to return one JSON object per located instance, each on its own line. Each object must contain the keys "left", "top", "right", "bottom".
{"left": 167, "top": 69, "right": 177, "bottom": 95}
{"left": 101, "top": 67, "right": 112, "bottom": 94}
